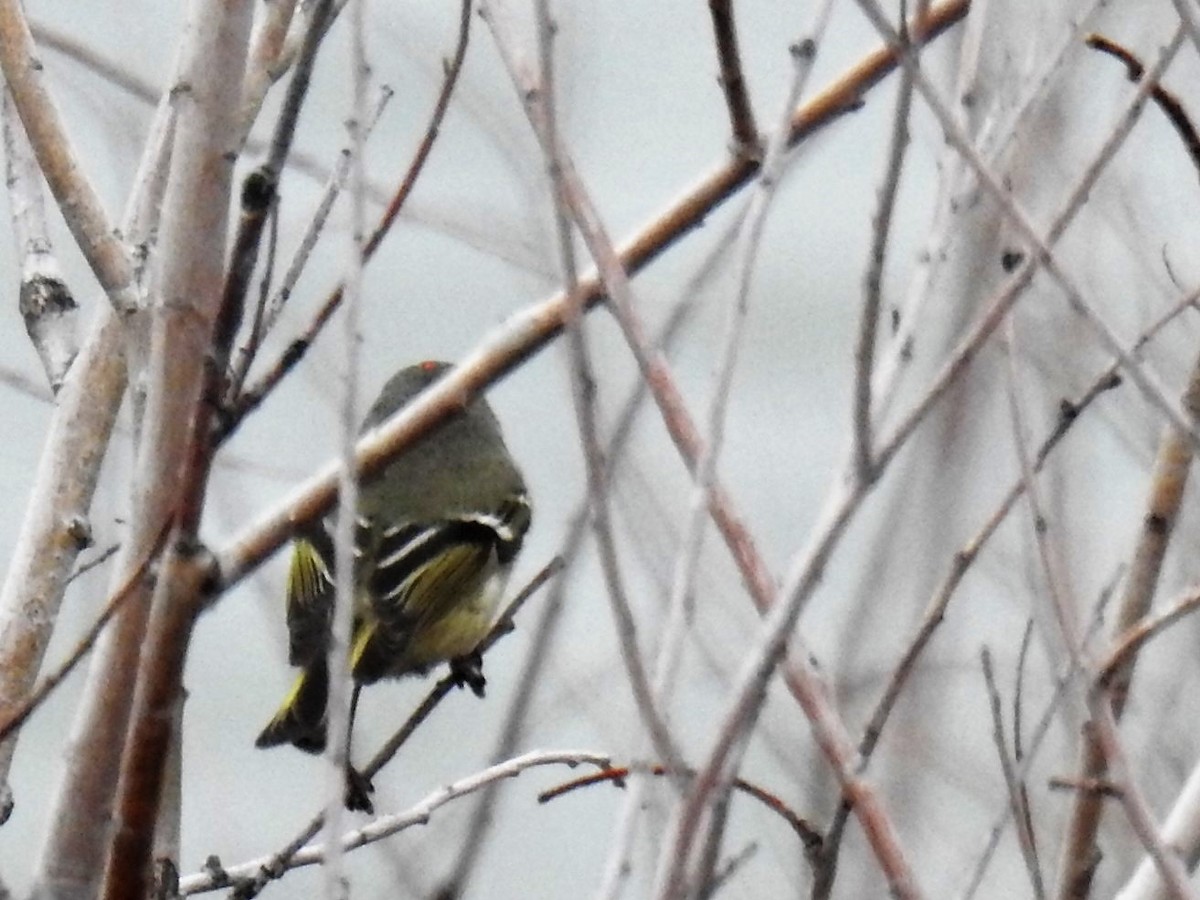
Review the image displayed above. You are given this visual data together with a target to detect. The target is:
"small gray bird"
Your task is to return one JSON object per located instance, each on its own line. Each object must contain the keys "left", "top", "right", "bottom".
{"left": 256, "top": 361, "right": 532, "bottom": 761}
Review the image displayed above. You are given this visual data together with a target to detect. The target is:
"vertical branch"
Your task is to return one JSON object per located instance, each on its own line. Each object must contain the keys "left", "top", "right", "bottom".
{"left": 101, "top": 0, "right": 341, "bottom": 886}
{"left": 31, "top": 48, "right": 179, "bottom": 900}
{"left": 240, "top": 0, "right": 299, "bottom": 134}
{"left": 321, "top": 0, "right": 364, "bottom": 890}
{"left": 449, "top": 298, "right": 700, "bottom": 899}
{"left": 0, "top": 313, "right": 126, "bottom": 812}
{"left": 227, "top": 85, "right": 392, "bottom": 401}
{"left": 1054, "top": 354, "right": 1200, "bottom": 898}
{"left": 1086, "top": 697, "right": 1197, "bottom": 900}
{"left": 707, "top": 0, "right": 759, "bottom": 154}
{"left": 853, "top": 3, "right": 920, "bottom": 482}
{"left": 469, "top": 0, "right": 680, "bottom": 772}
{"left": 89, "top": 4, "right": 252, "bottom": 899}
{"left": 0, "top": 0, "right": 184, "bottom": 846}
{"left": 1003, "top": 316, "right": 1085, "bottom": 663}
{"left": 981, "top": 649, "right": 1045, "bottom": 898}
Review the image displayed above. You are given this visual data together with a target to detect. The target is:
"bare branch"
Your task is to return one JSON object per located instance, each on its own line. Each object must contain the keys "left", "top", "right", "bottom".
{"left": 1086, "top": 697, "right": 1197, "bottom": 900}
{"left": 179, "top": 750, "right": 613, "bottom": 892}
{"left": 707, "top": 0, "right": 759, "bottom": 154}
{"left": 320, "top": 0, "right": 368, "bottom": 887}
{"left": 0, "top": 0, "right": 137, "bottom": 312}
{"left": 539, "top": 762, "right": 823, "bottom": 854}
{"left": 854, "top": 2, "right": 1196, "bottom": 455}
{"left": 853, "top": 4, "right": 920, "bottom": 481}
{"left": 981, "top": 648, "right": 1045, "bottom": 898}
{"left": 239, "top": 0, "right": 299, "bottom": 133}
{"left": 962, "top": 580, "right": 1121, "bottom": 900}
{"left": 98, "top": 4, "right": 255, "bottom": 896}
{"left": 227, "top": 84, "right": 394, "bottom": 401}
{"left": 493, "top": 0, "right": 684, "bottom": 776}
{"left": 1100, "top": 585, "right": 1200, "bottom": 685}
{"left": 0, "top": 526, "right": 167, "bottom": 744}
{"left": 1056, "top": 284, "right": 1200, "bottom": 898}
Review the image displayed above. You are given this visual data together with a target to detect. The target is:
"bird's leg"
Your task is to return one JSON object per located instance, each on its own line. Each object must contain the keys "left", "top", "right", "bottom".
{"left": 343, "top": 682, "right": 375, "bottom": 813}
{"left": 449, "top": 651, "right": 486, "bottom": 698}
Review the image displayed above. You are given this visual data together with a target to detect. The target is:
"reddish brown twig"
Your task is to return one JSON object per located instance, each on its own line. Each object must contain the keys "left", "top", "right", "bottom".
{"left": 539, "top": 764, "right": 823, "bottom": 856}
{"left": 1086, "top": 33, "right": 1200, "bottom": 177}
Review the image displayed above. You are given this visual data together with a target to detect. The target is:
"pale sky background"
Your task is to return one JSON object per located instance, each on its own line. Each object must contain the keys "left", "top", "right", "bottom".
{"left": 3, "top": 2, "right": 1200, "bottom": 898}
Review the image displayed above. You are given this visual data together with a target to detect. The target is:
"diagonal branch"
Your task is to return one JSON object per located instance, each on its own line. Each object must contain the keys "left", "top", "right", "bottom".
{"left": 0, "top": 0, "right": 137, "bottom": 312}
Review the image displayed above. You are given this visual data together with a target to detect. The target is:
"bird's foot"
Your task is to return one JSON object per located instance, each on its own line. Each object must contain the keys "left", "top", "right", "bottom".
{"left": 449, "top": 652, "right": 486, "bottom": 698}
{"left": 344, "top": 765, "right": 375, "bottom": 814}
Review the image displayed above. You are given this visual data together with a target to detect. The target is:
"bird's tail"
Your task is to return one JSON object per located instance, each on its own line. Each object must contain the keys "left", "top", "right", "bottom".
{"left": 255, "top": 658, "right": 329, "bottom": 753}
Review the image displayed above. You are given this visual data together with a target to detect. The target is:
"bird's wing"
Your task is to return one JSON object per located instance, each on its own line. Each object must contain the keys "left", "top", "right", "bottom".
{"left": 366, "top": 518, "right": 503, "bottom": 629}
{"left": 350, "top": 496, "right": 530, "bottom": 681}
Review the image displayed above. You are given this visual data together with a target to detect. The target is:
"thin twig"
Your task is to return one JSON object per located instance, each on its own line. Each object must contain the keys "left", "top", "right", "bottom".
{"left": 1099, "top": 583, "right": 1200, "bottom": 687}
{"left": 185, "top": 750, "right": 613, "bottom": 893}
{"left": 707, "top": 0, "right": 759, "bottom": 153}
{"left": 227, "top": 85, "right": 395, "bottom": 401}
{"left": 0, "top": 526, "right": 168, "bottom": 744}
{"left": 1086, "top": 697, "right": 1198, "bottom": 900}
{"left": 539, "top": 763, "right": 824, "bottom": 854}
{"left": 855, "top": 2, "right": 1196, "bottom": 457}
{"left": 320, "top": 0, "right": 368, "bottom": 887}
{"left": 663, "top": 36, "right": 816, "bottom": 894}
{"left": 980, "top": 648, "right": 1045, "bottom": 898}
{"left": 853, "top": 3, "right": 919, "bottom": 481}
{"left": 1004, "top": 308, "right": 1083, "bottom": 663}
{"left": 470, "top": 279, "right": 707, "bottom": 900}
{"left": 507, "top": 0, "right": 683, "bottom": 774}
{"left": 66, "top": 543, "right": 119, "bottom": 584}
{"left": 207, "top": 0, "right": 337, "bottom": 427}
{"left": 1085, "top": 33, "right": 1200, "bottom": 178}
{"left": 1013, "top": 618, "right": 1039, "bottom": 874}
{"left": 961, "top": 575, "right": 1121, "bottom": 899}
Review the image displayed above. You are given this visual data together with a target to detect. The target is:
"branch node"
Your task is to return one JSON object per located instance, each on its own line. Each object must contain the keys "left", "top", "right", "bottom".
{"left": 65, "top": 515, "right": 93, "bottom": 550}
